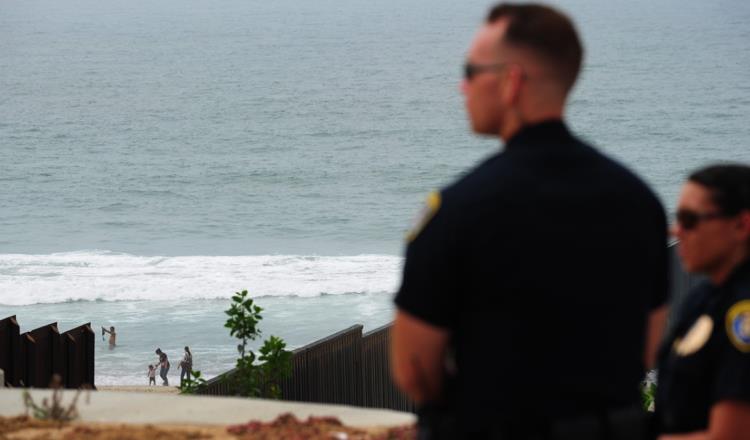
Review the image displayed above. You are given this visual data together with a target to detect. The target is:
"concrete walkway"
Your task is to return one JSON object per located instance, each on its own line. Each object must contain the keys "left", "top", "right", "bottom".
{"left": 0, "top": 389, "right": 415, "bottom": 428}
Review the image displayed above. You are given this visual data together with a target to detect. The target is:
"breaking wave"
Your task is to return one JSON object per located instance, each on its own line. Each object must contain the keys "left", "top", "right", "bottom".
{"left": 0, "top": 251, "right": 402, "bottom": 306}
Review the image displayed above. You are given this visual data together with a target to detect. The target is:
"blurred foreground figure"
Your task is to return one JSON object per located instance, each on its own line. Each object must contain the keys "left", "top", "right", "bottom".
{"left": 392, "top": 3, "right": 669, "bottom": 439}
{"left": 656, "top": 164, "right": 750, "bottom": 439}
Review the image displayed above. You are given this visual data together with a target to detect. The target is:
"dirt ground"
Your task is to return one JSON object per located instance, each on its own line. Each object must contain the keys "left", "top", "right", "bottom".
{"left": 0, "top": 414, "right": 417, "bottom": 440}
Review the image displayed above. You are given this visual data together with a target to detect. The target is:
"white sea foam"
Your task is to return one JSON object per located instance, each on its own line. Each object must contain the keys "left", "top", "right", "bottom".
{"left": 0, "top": 251, "right": 402, "bottom": 306}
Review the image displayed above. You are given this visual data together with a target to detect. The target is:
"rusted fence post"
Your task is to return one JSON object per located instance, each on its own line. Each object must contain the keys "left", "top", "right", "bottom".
{"left": 21, "top": 323, "right": 62, "bottom": 387}
{"left": 19, "top": 332, "right": 35, "bottom": 387}
{"left": 0, "top": 316, "right": 22, "bottom": 386}
{"left": 362, "top": 324, "right": 415, "bottom": 412}
{"left": 62, "top": 323, "right": 96, "bottom": 389}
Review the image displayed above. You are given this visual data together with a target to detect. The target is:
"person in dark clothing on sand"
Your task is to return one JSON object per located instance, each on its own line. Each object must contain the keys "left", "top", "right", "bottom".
{"left": 179, "top": 346, "right": 193, "bottom": 385}
{"left": 155, "top": 348, "right": 170, "bottom": 386}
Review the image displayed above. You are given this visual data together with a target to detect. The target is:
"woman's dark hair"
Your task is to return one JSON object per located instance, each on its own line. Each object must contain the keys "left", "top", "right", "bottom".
{"left": 689, "top": 164, "right": 750, "bottom": 216}
{"left": 185, "top": 346, "right": 191, "bottom": 354}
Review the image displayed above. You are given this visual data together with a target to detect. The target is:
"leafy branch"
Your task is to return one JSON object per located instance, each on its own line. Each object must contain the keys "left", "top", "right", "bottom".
{"left": 223, "top": 290, "right": 292, "bottom": 398}
{"left": 179, "top": 370, "right": 208, "bottom": 395}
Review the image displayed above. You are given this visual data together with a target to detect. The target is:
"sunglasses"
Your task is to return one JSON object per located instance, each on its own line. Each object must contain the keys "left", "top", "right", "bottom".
{"left": 675, "top": 209, "right": 728, "bottom": 230}
{"left": 463, "top": 62, "right": 507, "bottom": 81}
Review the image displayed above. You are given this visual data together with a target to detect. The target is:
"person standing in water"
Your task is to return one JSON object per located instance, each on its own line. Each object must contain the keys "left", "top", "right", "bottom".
{"left": 101, "top": 326, "right": 116, "bottom": 348}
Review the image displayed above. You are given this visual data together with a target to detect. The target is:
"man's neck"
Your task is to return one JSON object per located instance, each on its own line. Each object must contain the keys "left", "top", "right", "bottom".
{"left": 499, "top": 110, "right": 565, "bottom": 141}
{"left": 709, "top": 250, "right": 749, "bottom": 285}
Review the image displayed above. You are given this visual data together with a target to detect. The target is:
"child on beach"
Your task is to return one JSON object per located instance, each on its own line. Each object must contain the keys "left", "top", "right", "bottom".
{"left": 148, "top": 364, "right": 156, "bottom": 386}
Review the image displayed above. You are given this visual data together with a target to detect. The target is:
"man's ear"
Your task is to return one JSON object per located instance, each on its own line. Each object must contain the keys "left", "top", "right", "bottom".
{"left": 500, "top": 64, "right": 524, "bottom": 105}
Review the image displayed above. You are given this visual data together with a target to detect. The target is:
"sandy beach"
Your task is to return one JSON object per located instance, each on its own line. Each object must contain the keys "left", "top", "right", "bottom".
{"left": 97, "top": 385, "right": 181, "bottom": 394}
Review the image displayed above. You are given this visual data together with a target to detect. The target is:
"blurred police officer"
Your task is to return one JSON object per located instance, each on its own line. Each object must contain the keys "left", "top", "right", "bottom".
{"left": 392, "top": 3, "right": 669, "bottom": 439}
{"left": 656, "top": 164, "right": 750, "bottom": 439}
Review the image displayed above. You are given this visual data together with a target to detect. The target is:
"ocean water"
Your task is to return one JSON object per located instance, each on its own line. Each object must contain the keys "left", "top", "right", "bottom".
{"left": 1, "top": 0, "right": 749, "bottom": 384}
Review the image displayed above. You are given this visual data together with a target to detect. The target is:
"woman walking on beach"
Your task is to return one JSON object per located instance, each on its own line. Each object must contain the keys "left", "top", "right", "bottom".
{"left": 155, "top": 348, "right": 170, "bottom": 386}
{"left": 179, "top": 346, "right": 193, "bottom": 385}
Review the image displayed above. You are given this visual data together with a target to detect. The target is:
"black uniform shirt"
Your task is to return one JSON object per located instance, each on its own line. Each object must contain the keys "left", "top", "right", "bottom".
{"left": 395, "top": 121, "right": 668, "bottom": 429}
{"left": 656, "top": 259, "right": 750, "bottom": 433}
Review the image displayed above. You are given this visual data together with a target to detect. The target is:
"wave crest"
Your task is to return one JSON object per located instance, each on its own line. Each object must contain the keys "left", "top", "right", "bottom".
{"left": 0, "top": 251, "right": 402, "bottom": 306}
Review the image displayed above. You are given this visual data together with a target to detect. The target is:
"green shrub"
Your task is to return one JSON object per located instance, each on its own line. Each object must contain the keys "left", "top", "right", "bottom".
{"left": 259, "top": 335, "right": 293, "bottom": 399}
{"left": 179, "top": 370, "right": 207, "bottom": 395}
{"left": 223, "top": 290, "right": 292, "bottom": 398}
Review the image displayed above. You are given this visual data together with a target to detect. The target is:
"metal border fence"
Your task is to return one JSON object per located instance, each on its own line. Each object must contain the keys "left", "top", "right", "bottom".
{"left": 198, "top": 324, "right": 414, "bottom": 412}
{"left": 0, "top": 317, "right": 95, "bottom": 389}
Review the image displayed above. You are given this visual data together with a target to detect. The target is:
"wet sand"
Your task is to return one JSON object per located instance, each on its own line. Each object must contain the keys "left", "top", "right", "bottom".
{"left": 96, "top": 385, "right": 180, "bottom": 394}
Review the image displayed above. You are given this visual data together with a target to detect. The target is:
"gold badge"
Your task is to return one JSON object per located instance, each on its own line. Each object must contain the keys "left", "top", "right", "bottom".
{"left": 406, "top": 191, "right": 441, "bottom": 242}
{"left": 725, "top": 300, "right": 750, "bottom": 353}
{"left": 673, "top": 315, "right": 713, "bottom": 356}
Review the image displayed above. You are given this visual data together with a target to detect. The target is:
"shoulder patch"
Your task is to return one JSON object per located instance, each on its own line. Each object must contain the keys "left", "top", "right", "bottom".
{"left": 673, "top": 314, "right": 713, "bottom": 356}
{"left": 726, "top": 300, "right": 750, "bottom": 353}
{"left": 406, "top": 191, "right": 441, "bottom": 242}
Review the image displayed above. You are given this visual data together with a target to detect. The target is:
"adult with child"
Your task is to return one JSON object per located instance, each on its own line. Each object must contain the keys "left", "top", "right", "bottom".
{"left": 155, "top": 348, "right": 170, "bottom": 386}
{"left": 391, "top": 3, "right": 669, "bottom": 438}
{"left": 178, "top": 346, "right": 193, "bottom": 385}
{"left": 655, "top": 164, "right": 750, "bottom": 439}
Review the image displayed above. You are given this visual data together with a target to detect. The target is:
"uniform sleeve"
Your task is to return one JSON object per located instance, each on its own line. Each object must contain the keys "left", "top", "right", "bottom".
{"left": 711, "top": 301, "right": 750, "bottom": 404}
{"left": 394, "top": 196, "right": 459, "bottom": 329}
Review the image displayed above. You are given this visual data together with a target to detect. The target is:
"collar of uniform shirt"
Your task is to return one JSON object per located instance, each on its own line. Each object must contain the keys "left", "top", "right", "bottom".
{"left": 504, "top": 119, "right": 572, "bottom": 149}
{"left": 716, "top": 257, "right": 750, "bottom": 288}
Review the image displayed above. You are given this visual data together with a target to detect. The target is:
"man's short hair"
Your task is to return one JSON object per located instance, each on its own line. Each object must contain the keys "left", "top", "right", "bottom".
{"left": 487, "top": 3, "right": 583, "bottom": 93}
{"left": 689, "top": 164, "right": 750, "bottom": 216}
